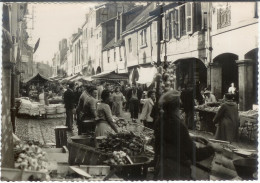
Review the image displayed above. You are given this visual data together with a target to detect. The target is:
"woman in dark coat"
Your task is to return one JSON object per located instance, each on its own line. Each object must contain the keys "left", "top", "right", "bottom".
{"left": 213, "top": 93, "right": 239, "bottom": 142}
{"left": 154, "top": 90, "right": 220, "bottom": 180}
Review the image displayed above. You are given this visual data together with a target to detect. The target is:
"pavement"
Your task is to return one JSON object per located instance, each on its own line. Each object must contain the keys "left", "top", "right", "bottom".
{"left": 15, "top": 110, "right": 257, "bottom": 150}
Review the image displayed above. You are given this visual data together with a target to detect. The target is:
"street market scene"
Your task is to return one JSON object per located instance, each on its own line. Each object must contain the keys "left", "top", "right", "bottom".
{"left": 1, "top": 1, "right": 259, "bottom": 181}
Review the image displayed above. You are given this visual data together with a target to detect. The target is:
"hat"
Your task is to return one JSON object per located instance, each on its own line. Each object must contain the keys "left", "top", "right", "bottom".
{"left": 204, "top": 90, "right": 210, "bottom": 94}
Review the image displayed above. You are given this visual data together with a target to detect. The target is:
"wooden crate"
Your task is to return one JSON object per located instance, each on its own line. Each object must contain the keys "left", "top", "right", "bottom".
{"left": 67, "top": 141, "right": 110, "bottom": 165}
{"left": 55, "top": 126, "right": 68, "bottom": 148}
{"left": 1, "top": 168, "right": 48, "bottom": 181}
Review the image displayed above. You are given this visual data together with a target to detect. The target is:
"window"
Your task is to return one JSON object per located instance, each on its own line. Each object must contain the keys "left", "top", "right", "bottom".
{"left": 119, "top": 47, "right": 122, "bottom": 61}
{"left": 85, "top": 28, "right": 88, "bottom": 39}
{"left": 140, "top": 29, "right": 147, "bottom": 46}
{"left": 91, "top": 28, "right": 93, "bottom": 37}
{"left": 114, "top": 49, "right": 116, "bottom": 62}
{"left": 97, "top": 34, "right": 98, "bottom": 39}
{"left": 107, "top": 50, "right": 110, "bottom": 63}
{"left": 217, "top": 5, "right": 231, "bottom": 29}
{"left": 128, "top": 38, "right": 132, "bottom": 52}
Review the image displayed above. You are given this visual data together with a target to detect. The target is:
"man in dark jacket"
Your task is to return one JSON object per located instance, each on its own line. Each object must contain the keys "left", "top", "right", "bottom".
{"left": 64, "top": 82, "right": 75, "bottom": 131}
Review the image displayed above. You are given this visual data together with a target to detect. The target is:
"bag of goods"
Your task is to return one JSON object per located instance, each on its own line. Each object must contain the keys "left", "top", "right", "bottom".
{"left": 45, "top": 105, "right": 57, "bottom": 114}
{"left": 56, "top": 104, "right": 66, "bottom": 114}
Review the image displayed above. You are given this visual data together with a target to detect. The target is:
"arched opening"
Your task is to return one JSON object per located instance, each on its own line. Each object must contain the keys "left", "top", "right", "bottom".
{"left": 245, "top": 48, "right": 258, "bottom": 105}
{"left": 213, "top": 53, "right": 238, "bottom": 97}
{"left": 175, "top": 58, "right": 207, "bottom": 90}
{"left": 96, "top": 66, "right": 102, "bottom": 74}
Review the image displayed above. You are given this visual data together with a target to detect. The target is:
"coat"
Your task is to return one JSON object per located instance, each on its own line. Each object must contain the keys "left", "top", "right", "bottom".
{"left": 154, "top": 113, "right": 214, "bottom": 180}
{"left": 63, "top": 88, "right": 75, "bottom": 109}
{"left": 140, "top": 98, "right": 154, "bottom": 122}
{"left": 213, "top": 101, "right": 239, "bottom": 142}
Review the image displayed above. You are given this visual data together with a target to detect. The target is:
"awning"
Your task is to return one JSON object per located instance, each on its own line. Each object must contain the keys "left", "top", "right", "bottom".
{"left": 136, "top": 66, "right": 157, "bottom": 86}
{"left": 60, "top": 74, "right": 79, "bottom": 83}
{"left": 71, "top": 75, "right": 84, "bottom": 82}
{"left": 92, "top": 70, "right": 128, "bottom": 81}
{"left": 80, "top": 76, "right": 93, "bottom": 82}
{"left": 23, "top": 73, "right": 51, "bottom": 83}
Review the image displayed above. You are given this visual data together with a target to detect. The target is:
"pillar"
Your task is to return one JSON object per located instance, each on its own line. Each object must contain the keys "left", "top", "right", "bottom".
{"left": 236, "top": 59, "right": 254, "bottom": 111}
{"left": 209, "top": 63, "right": 222, "bottom": 100}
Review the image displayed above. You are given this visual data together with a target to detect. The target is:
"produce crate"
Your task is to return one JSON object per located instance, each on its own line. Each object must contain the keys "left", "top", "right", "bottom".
{"left": 55, "top": 126, "right": 68, "bottom": 148}
{"left": 111, "top": 156, "right": 151, "bottom": 180}
{"left": 1, "top": 168, "right": 48, "bottom": 181}
{"left": 67, "top": 140, "right": 110, "bottom": 165}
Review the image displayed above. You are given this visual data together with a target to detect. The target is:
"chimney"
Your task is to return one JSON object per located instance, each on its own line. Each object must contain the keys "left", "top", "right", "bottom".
{"left": 115, "top": 13, "right": 120, "bottom": 42}
{"left": 120, "top": 13, "right": 125, "bottom": 39}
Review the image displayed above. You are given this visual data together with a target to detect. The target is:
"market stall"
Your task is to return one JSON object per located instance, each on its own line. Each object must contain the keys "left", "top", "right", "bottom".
{"left": 16, "top": 97, "right": 66, "bottom": 119}
{"left": 195, "top": 104, "right": 258, "bottom": 140}
{"left": 92, "top": 70, "right": 128, "bottom": 81}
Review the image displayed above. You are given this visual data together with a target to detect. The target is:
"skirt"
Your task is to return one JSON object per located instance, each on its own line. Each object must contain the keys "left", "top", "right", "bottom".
{"left": 95, "top": 121, "right": 114, "bottom": 137}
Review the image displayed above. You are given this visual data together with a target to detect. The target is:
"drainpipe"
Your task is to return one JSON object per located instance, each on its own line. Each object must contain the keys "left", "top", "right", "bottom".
{"left": 207, "top": 2, "right": 213, "bottom": 89}
{"left": 11, "top": 66, "right": 16, "bottom": 133}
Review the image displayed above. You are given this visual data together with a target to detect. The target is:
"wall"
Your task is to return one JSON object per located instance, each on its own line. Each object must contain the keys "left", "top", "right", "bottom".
{"left": 211, "top": 2, "right": 258, "bottom": 60}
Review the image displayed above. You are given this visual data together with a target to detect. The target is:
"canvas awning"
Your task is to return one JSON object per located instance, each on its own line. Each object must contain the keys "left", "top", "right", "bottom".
{"left": 60, "top": 74, "right": 79, "bottom": 83}
{"left": 136, "top": 66, "right": 157, "bottom": 86}
{"left": 91, "top": 70, "right": 128, "bottom": 81}
{"left": 23, "top": 73, "right": 51, "bottom": 84}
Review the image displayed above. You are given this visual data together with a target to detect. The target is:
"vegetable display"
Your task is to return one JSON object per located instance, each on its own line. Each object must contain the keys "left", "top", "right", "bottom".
{"left": 97, "top": 132, "right": 144, "bottom": 156}
{"left": 14, "top": 141, "right": 48, "bottom": 172}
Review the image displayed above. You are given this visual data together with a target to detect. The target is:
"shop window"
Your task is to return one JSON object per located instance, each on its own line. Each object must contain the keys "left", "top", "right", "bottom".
{"left": 217, "top": 5, "right": 231, "bottom": 29}
{"left": 128, "top": 38, "right": 132, "bottom": 52}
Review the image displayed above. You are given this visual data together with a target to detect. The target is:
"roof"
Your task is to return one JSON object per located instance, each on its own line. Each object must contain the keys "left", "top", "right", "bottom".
{"left": 125, "top": 3, "right": 156, "bottom": 32}
{"left": 91, "top": 70, "right": 128, "bottom": 81}
{"left": 23, "top": 73, "right": 51, "bottom": 83}
{"left": 102, "top": 38, "right": 125, "bottom": 51}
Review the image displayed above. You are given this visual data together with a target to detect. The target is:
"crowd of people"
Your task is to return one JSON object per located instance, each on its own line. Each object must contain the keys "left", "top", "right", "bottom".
{"left": 61, "top": 79, "right": 240, "bottom": 180}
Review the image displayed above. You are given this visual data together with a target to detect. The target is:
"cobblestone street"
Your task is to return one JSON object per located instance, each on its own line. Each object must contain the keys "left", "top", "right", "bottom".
{"left": 15, "top": 111, "right": 133, "bottom": 146}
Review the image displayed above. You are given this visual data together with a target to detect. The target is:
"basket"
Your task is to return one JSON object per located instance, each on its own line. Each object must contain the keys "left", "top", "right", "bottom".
{"left": 70, "top": 135, "right": 95, "bottom": 147}
{"left": 112, "top": 156, "right": 151, "bottom": 180}
{"left": 67, "top": 140, "right": 110, "bottom": 165}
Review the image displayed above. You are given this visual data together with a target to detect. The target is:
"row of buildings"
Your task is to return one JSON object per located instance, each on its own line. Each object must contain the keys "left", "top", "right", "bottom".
{"left": 2, "top": 3, "right": 31, "bottom": 167}
{"left": 52, "top": 2, "right": 258, "bottom": 111}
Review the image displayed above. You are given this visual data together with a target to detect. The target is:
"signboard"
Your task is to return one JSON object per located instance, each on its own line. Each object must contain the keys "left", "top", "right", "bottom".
{"left": 21, "top": 55, "right": 30, "bottom": 63}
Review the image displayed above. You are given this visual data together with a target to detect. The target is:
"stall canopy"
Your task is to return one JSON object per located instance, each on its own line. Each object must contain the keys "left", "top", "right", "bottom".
{"left": 136, "top": 66, "right": 157, "bottom": 86}
{"left": 60, "top": 74, "right": 80, "bottom": 83}
{"left": 91, "top": 70, "right": 128, "bottom": 81}
{"left": 23, "top": 73, "right": 51, "bottom": 84}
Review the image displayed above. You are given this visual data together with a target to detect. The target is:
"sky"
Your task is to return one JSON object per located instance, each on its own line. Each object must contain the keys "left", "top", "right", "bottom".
{"left": 27, "top": 2, "right": 100, "bottom": 64}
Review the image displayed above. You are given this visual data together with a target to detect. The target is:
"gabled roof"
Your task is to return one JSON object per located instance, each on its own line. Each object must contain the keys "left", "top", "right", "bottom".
{"left": 125, "top": 3, "right": 156, "bottom": 33}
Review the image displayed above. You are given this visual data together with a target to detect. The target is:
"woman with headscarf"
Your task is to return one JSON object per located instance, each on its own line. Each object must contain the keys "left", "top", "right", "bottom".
{"left": 213, "top": 93, "right": 239, "bottom": 142}
{"left": 127, "top": 85, "right": 139, "bottom": 122}
{"left": 154, "top": 90, "right": 221, "bottom": 180}
{"left": 95, "top": 90, "right": 118, "bottom": 138}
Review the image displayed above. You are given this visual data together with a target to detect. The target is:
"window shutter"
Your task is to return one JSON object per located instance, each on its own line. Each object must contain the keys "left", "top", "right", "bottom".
{"left": 170, "top": 11, "right": 174, "bottom": 39}
{"left": 162, "top": 16, "right": 166, "bottom": 40}
{"left": 186, "top": 2, "right": 194, "bottom": 34}
{"left": 201, "top": 11, "right": 207, "bottom": 30}
{"left": 166, "top": 13, "right": 170, "bottom": 41}
{"left": 173, "top": 8, "right": 180, "bottom": 38}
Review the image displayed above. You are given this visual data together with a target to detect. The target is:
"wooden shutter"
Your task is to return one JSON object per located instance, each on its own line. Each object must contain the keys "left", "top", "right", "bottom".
{"left": 162, "top": 15, "right": 166, "bottom": 40}
{"left": 173, "top": 8, "right": 180, "bottom": 38}
{"left": 186, "top": 2, "right": 194, "bottom": 34}
{"left": 201, "top": 11, "right": 208, "bottom": 30}
{"left": 166, "top": 13, "right": 170, "bottom": 41}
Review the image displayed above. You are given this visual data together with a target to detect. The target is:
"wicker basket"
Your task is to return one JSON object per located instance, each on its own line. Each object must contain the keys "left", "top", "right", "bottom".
{"left": 67, "top": 140, "right": 110, "bottom": 165}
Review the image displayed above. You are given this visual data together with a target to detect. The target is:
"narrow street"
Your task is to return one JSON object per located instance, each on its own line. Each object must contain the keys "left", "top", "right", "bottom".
{"left": 15, "top": 111, "right": 257, "bottom": 150}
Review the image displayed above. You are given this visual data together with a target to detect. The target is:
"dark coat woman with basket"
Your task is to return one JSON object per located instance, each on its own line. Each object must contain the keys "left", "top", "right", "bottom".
{"left": 154, "top": 90, "right": 221, "bottom": 180}
{"left": 213, "top": 93, "right": 239, "bottom": 142}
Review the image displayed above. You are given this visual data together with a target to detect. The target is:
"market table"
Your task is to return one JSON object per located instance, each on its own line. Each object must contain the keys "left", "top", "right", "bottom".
{"left": 195, "top": 105, "right": 258, "bottom": 140}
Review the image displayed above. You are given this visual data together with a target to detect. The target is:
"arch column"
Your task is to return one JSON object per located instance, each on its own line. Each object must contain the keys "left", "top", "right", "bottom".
{"left": 209, "top": 62, "right": 222, "bottom": 100}
{"left": 236, "top": 59, "right": 254, "bottom": 111}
